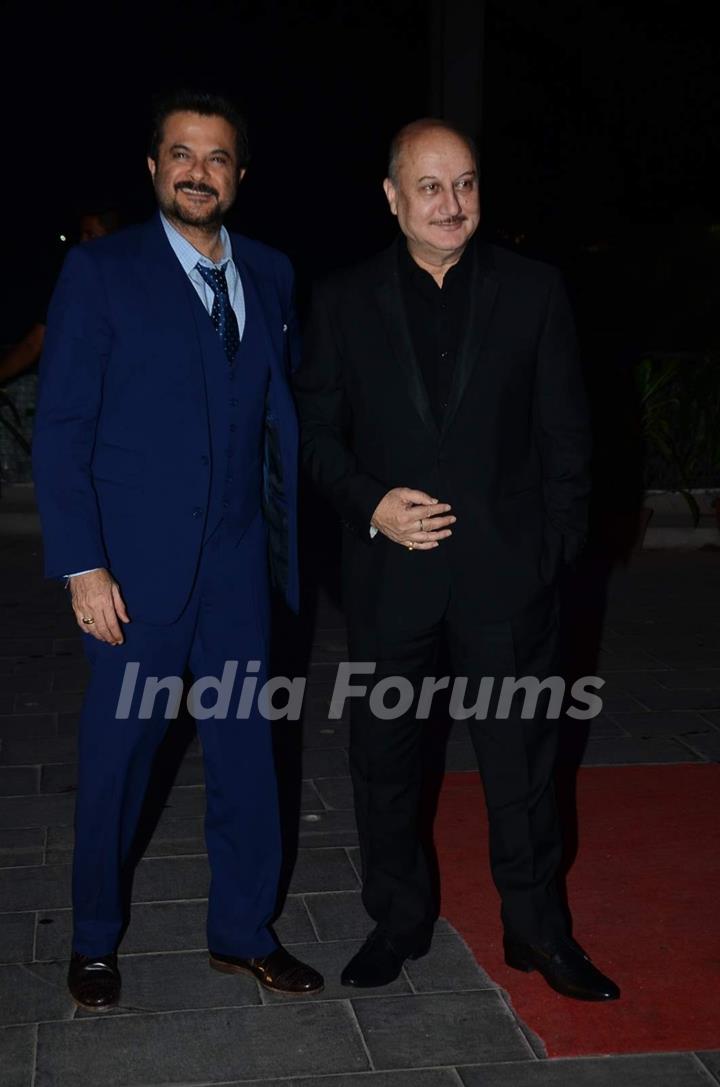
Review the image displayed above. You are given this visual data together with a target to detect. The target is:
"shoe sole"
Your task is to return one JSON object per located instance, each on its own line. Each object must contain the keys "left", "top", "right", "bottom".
{"left": 209, "top": 956, "right": 324, "bottom": 996}
{"left": 69, "top": 993, "right": 119, "bottom": 1012}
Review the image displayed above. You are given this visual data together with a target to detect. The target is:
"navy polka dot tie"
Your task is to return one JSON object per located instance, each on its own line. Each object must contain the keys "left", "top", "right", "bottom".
{"left": 196, "top": 262, "right": 240, "bottom": 363}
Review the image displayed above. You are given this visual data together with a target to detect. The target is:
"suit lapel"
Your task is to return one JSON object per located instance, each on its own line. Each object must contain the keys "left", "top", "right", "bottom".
{"left": 373, "top": 242, "right": 439, "bottom": 439}
{"left": 441, "top": 243, "right": 498, "bottom": 436}
{"left": 136, "top": 215, "right": 204, "bottom": 374}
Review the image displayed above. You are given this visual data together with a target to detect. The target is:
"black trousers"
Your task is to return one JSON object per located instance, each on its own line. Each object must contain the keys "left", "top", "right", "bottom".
{"left": 347, "top": 586, "right": 569, "bottom": 952}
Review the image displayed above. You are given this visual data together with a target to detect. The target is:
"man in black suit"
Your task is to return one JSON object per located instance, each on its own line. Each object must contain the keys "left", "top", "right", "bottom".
{"left": 294, "top": 119, "right": 619, "bottom": 1001}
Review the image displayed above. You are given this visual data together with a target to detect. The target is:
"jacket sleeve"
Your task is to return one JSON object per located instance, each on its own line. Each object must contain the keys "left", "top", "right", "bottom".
{"left": 32, "top": 245, "right": 112, "bottom": 578}
{"left": 534, "top": 269, "right": 592, "bottom": 563}
{"left": 293, "top": 283, "right": 387, "bottom": 537}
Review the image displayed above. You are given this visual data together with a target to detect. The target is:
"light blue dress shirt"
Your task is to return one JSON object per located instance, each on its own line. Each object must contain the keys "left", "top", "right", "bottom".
{"left": 160, "top": 213, "right": 246, "bottom": 338}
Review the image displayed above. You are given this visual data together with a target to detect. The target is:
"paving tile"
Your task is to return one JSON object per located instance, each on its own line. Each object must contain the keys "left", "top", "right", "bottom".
{"left": 302, "top": 748, "right": 350, "bottom": 778}
{"left": 45, "top": 816, "right": 207, "bottom": 865}
{"left": 313, "top": 776, "right": 354, "bottom": 810}
{"left": 580, "top": 737, "right": 701, "bottom": 765}
{"left": 0, "top": 827, "right": 44, "bottom": 869}
{"left": 0, "top": 912, "right": 35, "bottom": 964}
{"left": 0, "top": 865, "right": 71, "bottom": 912}
{"left": 288, "top": 848, "right": 359, "bottom": 894}
{"left": 0, "top": 735, "right": 76, "bottom": 766}
{"left": 132, "top": 854, "right": 210, "bottom": 902}
{"left": 35, "top": 895, "right": 315, "bottom": 961}
{"left": 304, "top": 891, "right": 451, "bottom": 943}
{"left": 0, "top": 960, "right": 75, "bottom": 1025}
{"left": 298, "top": 809, "right": 358, "bottom": 848}
{"left": 36, "top": 1001, "right": 370, "bottom": 1085}
{"left": 262, "top": 938, "right": 410, "bottom": 1003}
{"left": 36, "top": 901, "right": 206, "bottom": 961}
{"left": 458, "top": 1053, "right": 716, "bottom": 1085}
{"left": 74, "top": 949, "right": 261, "bottom": 1017}
{"left": 353, "top": 990, "right": 530, "bottom": 1068}
{"left": 12, "top": 692, "right": 84, "bottom": 716}
{"left": 403, "top": 932, "right": 496, "bottom": 992}
{"left": 0, "top": 767, "right": 40, "bottom": 797}
{"left": 0, "top": 1023, "right": 37, "bottom": 1087}
{"left": 592, "top": 687, "right": 649, "bottom": 711}
{"left": 0, "top": 715, "right": 58, "bottom": 741}
{"left": 39, "top": 764, "right": 77, "bottom": 794}
{"left": 623, "top": 689, "right": 720, "bottom": 712}
{"left": 586, "top": 715, "right": 628, "bottom": 738}
{"left": 655, "top": 669, "right": 720, "bottom": 690}
{"left": 304, "top": 891, "right": 376, "bottom": 942}
{"left": 310, "top": 629, "right": 349, "bottom": 663}
{"left": 303, "top": 721, "right": 351, "bottom": 749}
{"left": 51, "top": 638, "right": 85, "bottom": 657}
{"left": 444, "top": 741, "right": 479, "bottom": 771}
{"left": 225, "top": 1071, "right": 461, "bottom": 1086}
{"left": 301, "top": 779, "right": 326, "bottom": 811}
{"left": 0, "top": 639, "right": 54, "bottom": 657}
{"left": 680, "top": 732, "right": 720, "bottom": 760}
{"left": 697, "top": 1052, "right": 720, "bottom": 1081}
{"left": 605, "top": 711, "right": 716, "bottom": 738}
{"left": 51, "top": 667, "right": 89, "bottom": 692}
{"left": 0, "top": 673, "right": 53, "bottom": 694}
{"left": 595, "top": 648, "right": 667, "bottom": 670}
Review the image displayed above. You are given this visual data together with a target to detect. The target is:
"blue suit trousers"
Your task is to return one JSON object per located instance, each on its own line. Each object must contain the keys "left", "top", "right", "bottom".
{"left": 72, "top": 513, "right": 280, "bottom": 958}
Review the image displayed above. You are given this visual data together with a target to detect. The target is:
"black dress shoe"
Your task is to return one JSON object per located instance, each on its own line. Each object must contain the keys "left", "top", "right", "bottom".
{"left": 341, "top": 930, "right": 430, "bottom": 988}
{"left": 209, "top": 945, "right": 324, "bottom": 995}
{"left": 504, "top": 936, "right": 620, "bottom": 1001}
{"left": 68, "top": 952, "right": 121, "bottom": 1011}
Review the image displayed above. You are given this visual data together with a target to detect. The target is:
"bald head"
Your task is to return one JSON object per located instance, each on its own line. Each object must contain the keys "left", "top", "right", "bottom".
{"left": 387, "top": 119, "right": 478, "bottom": 185}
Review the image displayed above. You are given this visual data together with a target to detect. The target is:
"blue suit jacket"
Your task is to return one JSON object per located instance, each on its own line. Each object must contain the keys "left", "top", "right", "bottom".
{"left": 33, "top": 215, "right": 300, "bottom": 623}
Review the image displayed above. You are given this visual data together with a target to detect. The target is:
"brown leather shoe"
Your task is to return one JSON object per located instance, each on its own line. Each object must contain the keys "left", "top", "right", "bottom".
{"left": 209, "top": 945, "right": 324, "bottom": 995}
{"left": 68, "top": 952, "right": 121, "bottom": 1011}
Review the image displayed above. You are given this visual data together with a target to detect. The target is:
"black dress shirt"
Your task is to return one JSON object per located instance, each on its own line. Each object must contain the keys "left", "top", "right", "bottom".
{"left": 397, "top": 238, "right": 474, "bottom": 428}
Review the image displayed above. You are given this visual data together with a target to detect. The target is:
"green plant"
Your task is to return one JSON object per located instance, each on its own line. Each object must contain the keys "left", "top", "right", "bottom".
{"left": 0, "top": 389, "right": 31, "bottom": 456}
{"left": 634, "top": 353, "right": 720, "bottom": 526}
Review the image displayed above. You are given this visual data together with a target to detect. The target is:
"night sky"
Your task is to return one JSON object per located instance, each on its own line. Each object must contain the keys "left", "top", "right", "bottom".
{"left": 1, "top": 0, "right": 717, "bottom": 347}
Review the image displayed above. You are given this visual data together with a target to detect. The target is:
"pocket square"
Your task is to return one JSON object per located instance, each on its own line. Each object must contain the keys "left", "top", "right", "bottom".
{"left": 282, "top": 322, "right": 288, "bottom": 332}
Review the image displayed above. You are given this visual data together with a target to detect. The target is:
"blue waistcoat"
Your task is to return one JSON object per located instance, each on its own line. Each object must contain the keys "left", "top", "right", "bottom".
{"left": 188, "top": 274, "right": 271, "bottom": 544}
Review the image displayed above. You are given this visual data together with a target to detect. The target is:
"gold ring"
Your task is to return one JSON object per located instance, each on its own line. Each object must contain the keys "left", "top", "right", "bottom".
{"left": 407, "top": 542, "right": 414, "bottom": 551}
{"left": 81, "top": 616, "right": 95, "bottom": 625}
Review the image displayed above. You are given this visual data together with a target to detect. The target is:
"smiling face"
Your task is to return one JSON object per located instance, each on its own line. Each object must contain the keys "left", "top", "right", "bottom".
{"left": 383, "top": 126, "right": 480, "bottom": 265}
{"left": 147, "top": 110, "right": 245, "bottom": 231}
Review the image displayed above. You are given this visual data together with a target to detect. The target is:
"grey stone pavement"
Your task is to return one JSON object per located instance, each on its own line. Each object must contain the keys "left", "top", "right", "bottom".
{"left": 1, "top": 522, "right": 719, "bottom": 1086}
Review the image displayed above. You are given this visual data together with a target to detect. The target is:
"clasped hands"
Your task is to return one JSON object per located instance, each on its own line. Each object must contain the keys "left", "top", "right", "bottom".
{"left": 371, "top": 488, "right": 455, "bottom": 551}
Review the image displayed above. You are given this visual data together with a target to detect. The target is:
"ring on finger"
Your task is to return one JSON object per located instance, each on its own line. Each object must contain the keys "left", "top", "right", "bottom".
{"left": 407, "top": 541, "right": 414, "bottom": 551}
{"left": 81, "top": 616, "right": 95, "bottom": 625}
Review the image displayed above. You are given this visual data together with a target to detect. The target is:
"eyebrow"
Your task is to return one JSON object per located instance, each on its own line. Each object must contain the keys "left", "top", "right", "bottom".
{"left": 168, "top": 143, "right": 232, "bottom": 158}
{"left": 417, "top": 169, "right": 476, "bottom": 183}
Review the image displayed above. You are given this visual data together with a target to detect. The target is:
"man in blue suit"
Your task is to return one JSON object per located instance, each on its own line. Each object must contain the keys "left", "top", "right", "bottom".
{"left": 33, "top": 89, "right": 323, "bottom": 1009}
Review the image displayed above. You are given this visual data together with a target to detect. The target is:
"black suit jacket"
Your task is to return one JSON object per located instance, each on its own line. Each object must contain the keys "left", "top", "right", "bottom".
{"left": 294, "top": 237, "right": 591, "bottom": 627}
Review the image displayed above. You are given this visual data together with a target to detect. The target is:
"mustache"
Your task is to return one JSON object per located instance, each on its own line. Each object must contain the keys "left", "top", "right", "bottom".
{"left": 175, "top": 182, "right": 219, "bottom": 198}
{"left": 431, "top": 214, "right": 467, "bottom": 225}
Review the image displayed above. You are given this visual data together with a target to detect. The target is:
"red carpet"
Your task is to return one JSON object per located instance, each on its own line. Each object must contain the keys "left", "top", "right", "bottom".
{"left": 435, "top": 765, "right": 720, "bottom": 1056}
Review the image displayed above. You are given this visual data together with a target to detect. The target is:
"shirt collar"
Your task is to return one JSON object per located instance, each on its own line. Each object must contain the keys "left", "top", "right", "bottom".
{"left": 160, "top": 212, "right": 233, "bottom": 275}
{"left": 398, "top": 235, "right": 475, "bottom": 295}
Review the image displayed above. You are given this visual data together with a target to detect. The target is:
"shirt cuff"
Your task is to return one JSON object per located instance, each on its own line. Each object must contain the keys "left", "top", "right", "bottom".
{"left": 369, "top": 526, "right": 378, "bottom": 539}
{"left": 64, "top": 568, "right": 101, "bottom": 579}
